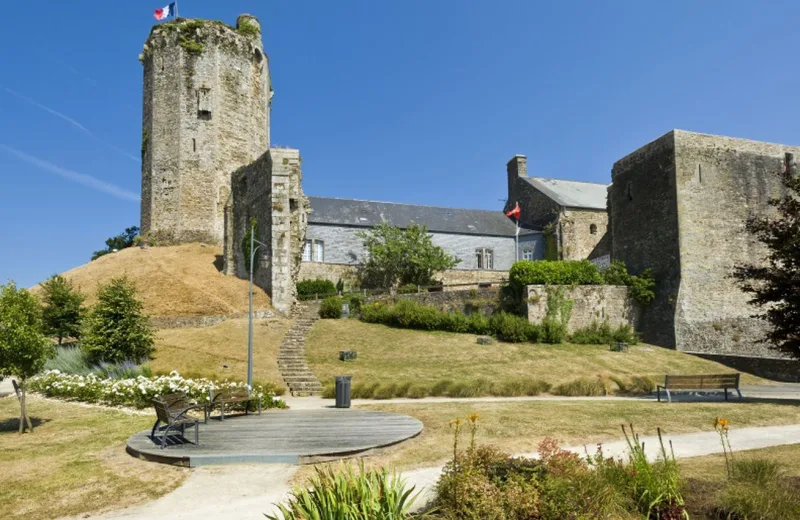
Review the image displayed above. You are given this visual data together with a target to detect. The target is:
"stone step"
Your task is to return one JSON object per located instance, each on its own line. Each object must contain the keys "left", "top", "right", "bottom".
{"left": 282, "top": 372, "right": 317, "bottom": 379}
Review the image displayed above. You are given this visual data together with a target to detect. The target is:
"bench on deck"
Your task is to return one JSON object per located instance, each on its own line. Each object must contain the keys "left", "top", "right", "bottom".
{"left": 208, "top": 387, "right": 262, "bottom": 420}
{"left": 657, "top": 374, "right": 742, "bottom": 403}
{"left": 151, "top": 393, "right": 204, "bottom": 449}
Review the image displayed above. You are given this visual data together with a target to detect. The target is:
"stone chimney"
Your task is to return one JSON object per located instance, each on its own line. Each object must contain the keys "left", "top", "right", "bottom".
{"left": 507, "top": 154, "right": 527, "bottom": 178}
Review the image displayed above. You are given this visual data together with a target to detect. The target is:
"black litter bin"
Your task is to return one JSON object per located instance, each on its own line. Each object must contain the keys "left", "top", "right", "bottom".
{"left": 335, "top": 375, "right": 352, "bottom": 408}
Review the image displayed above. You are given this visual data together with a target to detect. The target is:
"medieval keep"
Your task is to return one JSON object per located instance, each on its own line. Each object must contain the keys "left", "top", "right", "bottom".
{"left": 139, "top": 15, "right": 799, "bottom": 369}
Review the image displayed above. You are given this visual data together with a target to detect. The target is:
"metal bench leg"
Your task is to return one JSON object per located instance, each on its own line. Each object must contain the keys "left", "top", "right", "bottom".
{"left": 666, "top": 388, "right": 672, "bottom": 403}
{"left": 195, "top": 422, "right": 199, "bottom": 446}
{"left": 657, "top": 387, "right": 662, "bottom": 402}
{"left": 151, "top": 419, "right": 161, "bottom": 440}
{"left": 737, "top": 389, "right": 743, "bottom": 400}
{"left": 220, "top": 403, "right": 225, "bottom": 421}
{"left": 725, "top": 388, "right": 729, "bottom": 401}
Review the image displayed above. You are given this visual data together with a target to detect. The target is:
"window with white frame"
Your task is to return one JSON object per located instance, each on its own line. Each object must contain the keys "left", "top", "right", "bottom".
{"left": 313, "top": 240, "right": 324, "bottom": 262}
{"left": 303, "top": 239, "right": 325, "bottom": 262}
{"left": 475, "top": 248, "right": 494, "bottom": 270}
{"left": 522, "top": 249, "right": 534, "bottom": 261}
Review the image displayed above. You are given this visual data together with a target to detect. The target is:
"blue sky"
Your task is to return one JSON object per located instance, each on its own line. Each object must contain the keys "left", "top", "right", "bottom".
{"left": 1, "top": 1, "right": 798, "bottom": 287}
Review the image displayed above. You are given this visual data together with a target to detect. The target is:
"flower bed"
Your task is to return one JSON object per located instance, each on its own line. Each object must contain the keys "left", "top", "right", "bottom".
{"left": 28, "top": 370, "right": 286, "bottom": 410}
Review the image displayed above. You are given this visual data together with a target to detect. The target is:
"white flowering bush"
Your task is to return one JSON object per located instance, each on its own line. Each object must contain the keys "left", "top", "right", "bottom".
{"left": 29, "top": 370, "right": 286, "bottom": 410}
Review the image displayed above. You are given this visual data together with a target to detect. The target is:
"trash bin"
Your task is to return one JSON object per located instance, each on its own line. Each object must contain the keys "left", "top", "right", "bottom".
{"left": 335, "top": 376, "right": 352, "bottom": 408}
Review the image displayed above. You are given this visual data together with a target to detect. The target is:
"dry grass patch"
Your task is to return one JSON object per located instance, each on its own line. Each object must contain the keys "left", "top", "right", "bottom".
{"left": 357, "top": 400, "right": 800, "bottom": 470}
{"left": 0, "top": 396, "right": 186, "bottom": 519}
{"left": 152, "top": 317, "right": 289, "bottom": 391}
{"left": 30, "top": 243, "right": 271, "bottom": 316}
{"left": 307, "top": 320, "right": 764, "bottom": 390}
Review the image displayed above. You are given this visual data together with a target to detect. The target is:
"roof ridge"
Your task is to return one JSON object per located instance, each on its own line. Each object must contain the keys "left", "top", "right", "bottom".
{"left": 306, "top": 195, "right": 506, "bottom": 214}
{"left": 529, "top": 176, "right": 610, "bottom": 187}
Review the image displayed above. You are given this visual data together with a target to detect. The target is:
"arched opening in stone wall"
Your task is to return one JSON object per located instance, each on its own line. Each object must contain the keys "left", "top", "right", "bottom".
{"left": 590, "top": 223, "right": 598, "bottom": 235}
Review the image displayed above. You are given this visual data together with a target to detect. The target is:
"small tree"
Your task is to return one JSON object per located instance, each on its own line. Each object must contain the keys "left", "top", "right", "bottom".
{"left": 733, "top": 157, "right": 800, "bottom": 358}
{"left": 357, "top": 223, "right": 460, "bottom": 289}
{"left": 91, "top": 225, "right": 140, "bottom": 261}
{"left": 81, "top": 277, "right": 155, "bottom": 363}
{"left": 0, "top": 282, "right": 53, "bottom": 433}
{"left": 41, "top": 275, "right": 85, "bottom": 345}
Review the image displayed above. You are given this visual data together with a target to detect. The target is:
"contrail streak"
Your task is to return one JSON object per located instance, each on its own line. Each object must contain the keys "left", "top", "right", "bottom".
{"left": 0, "top": 144, "right": 140, "bottom": 203}
{"left": 1, "top": 87, "right": 140, "bottom": 163}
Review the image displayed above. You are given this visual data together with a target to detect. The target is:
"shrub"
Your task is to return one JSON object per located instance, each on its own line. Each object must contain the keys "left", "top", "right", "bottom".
{"left": 553, "top": 376, "right": 609, "bottom": 396}
{"left": 352, "top": 382, "right": 380, "bottom": 399}
{"left": 322, "top": 384, "right": 335, "bottom": 399}
{"left": 373, "top": 383, "right": 397, "bottom": 400}
{"left": 430, "top": 379, "right": 453, "bottom": 397}
{"left": 319, "top": 296, "right": 343, "bottom": 319}
{"left": 601, "top": 261, "right": 656, "bottom": 306}
{"left": 29, "top": 370, "right": 285, "bottom": 410}
{"left": 510, "top": 259, "right": 603, "bottom": 288}
{"left": 570, "top": 320, "right": 639, "bottom": 345}
{"left": 296, "top": 279, "right": 337, "bottom": 300}
{"left": 81, "top": 277, "right": 154, "bottom": 364}
{"left": 41, "top": 275, "right": 86, "bottom": 345}
{"left": 489, "top": 312, "right": 541, "bottom": 342}
{"left": 717, "top": 459, "right": 800, "bottom": 520}
{"left": 397, "top": 284, "right": 419, "bottom": 294}
{"left": 343, "top": 293, "right": 363, "bottom": 314}
{"left": 609, "top": 375, "right": 654, "bottom": 395}
{"left": 266, "top": 463, "right": 418, "bottom": 520}
{"left": 495, "top": 379, "right": 551, "bottom": 397}
{"left": 406, "top": 384, "right": 429, "bottom": 399}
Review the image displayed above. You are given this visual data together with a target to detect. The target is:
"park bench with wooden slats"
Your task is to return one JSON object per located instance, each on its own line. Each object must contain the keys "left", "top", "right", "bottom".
{"left": 657, "top": 374, "right": 742, "bottom": 403}
{"left": 208, "top": 387, "right": 262, "bottom": 420}
{"left": 150, "top": 393, "right": 204, "bottom": 449}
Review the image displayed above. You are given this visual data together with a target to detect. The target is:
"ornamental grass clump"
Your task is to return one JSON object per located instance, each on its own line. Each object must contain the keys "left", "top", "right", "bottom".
{"left": 28, "top": 370, "right": 285, "bottom": 410}
{"left": 265, "top": 462, "right": 419, "bottom": 520}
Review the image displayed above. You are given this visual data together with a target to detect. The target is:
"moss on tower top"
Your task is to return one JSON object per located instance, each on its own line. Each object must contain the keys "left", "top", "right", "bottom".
{"left": 141, "top": 15, "right": 263, "bottom": 62}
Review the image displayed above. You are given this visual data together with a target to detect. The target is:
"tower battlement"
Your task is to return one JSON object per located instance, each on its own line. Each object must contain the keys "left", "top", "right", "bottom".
{"left": 140, "top": 15, "right": 270, "bottom": 244}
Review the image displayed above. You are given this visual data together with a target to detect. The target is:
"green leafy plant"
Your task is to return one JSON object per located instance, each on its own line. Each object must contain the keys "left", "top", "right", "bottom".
{"left": 0, "top": 282, "right": 54, "bottom": 432}
{"left": 41, "top": 275, "right": 86, "bottom": 345}
{"left": 266, "top": 463, "right": 419, "bottom": 520}
{"left": 570, "top": 320, "right": 639, "bottom": 345}
{"left": 553, "top": 376, "right": 609, "bottom": 396}
{"left": 510, "top": 259, "right": 604, "bottom": 288}
{"left": 357, "top": 222, "right": 460, "bottom": 289}
{"left": 80, "top": 277, "right": 155, "bottom": 364}
{"left": 43, "top": 346, "right": 93, "bottom": 375}
{"left": 91, "top": 226, "right": 139, "bottom": 260}
{"left": 319, "top": 296, "right": 343, "bottom": 319}
{"left": 296, "top": 278, "right": 337, "bottom": 300}
{"left": 236, "top": 21, "right": 259, "bottom": 38}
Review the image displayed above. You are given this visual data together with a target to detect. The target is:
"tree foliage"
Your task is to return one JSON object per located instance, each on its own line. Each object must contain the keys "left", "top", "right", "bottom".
{"left": 357, "top": 223, "right": 460, "bottom": 289}
{"left": 91, "top": 226, "right": 139, "bottom": 261}
{"left": 41, "top": 275, "right": 85, "bottom": 345}
{"left": 0, "top": 282, "right": 53, "bottom": 432}
{"left": 733, "top": 159, "right": 800, "bottom": 358}
{"left": 81, "top": 277, "right": 155, "bottom": 364}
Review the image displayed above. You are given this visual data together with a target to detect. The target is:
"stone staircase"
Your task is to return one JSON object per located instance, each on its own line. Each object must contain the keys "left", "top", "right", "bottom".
{"left": 278, "top": 303, "right": 324, "bottom": 396}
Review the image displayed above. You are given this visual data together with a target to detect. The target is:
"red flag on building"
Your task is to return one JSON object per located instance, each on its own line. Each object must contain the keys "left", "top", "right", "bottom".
{"left": 506, "top": 202, "right": 521, "bottom": 220}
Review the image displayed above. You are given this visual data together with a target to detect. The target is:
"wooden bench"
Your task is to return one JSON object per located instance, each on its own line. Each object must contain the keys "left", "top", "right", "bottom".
{"left": 657, "top": 374, "right": 742, "bottom": 403}
{"left": 208, "top": 387, "right": 262, "bottom": 421}
{"left": 150, "top": 393, "right": 204, "bottom": 449}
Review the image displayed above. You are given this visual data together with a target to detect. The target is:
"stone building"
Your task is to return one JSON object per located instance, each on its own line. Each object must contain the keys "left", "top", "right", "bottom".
{"left": 298, "top": 196, "right": 541, "bottom": 288}
{"left": 504, "top": 155, "right": 609, "bottom": 260}
{"left": 140, "top": 16, "right": 306, "bottom": 314}
{"left": 140, "top": 15, "right": 271, "bottom": 245}
{"left": 609, "top": 130, "right": 800, "bottom": 359}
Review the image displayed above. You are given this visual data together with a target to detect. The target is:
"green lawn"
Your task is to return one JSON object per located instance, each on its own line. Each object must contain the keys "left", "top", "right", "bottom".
{"left": 0, "top": 396, "right": 186, "bottom": 519}
{"left": 306, "top": 320, "right": 764, "bottom": 392}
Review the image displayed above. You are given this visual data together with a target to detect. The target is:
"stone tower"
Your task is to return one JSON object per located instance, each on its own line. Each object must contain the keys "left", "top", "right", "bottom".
{"left": 140, "top": 15, "right": 270, "bottom": 244}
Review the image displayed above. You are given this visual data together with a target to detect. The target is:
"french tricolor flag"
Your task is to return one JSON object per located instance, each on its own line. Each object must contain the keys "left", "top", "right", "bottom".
{"left": 154, "top": 3, "right": 176, "bottom": 21}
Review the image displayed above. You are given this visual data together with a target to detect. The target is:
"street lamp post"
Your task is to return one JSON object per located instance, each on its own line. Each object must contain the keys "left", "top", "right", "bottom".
{"left": 248, "top": 223, "right": 269, "bottom": 388}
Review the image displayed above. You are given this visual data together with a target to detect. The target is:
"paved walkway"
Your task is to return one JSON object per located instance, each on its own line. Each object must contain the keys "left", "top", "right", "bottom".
{"left": 82, "top": 422, "right": 800, "bottom": 520}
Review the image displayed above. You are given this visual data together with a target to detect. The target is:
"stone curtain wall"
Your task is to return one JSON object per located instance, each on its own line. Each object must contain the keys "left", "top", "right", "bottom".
{"left": 305, "top": 224, "right": 521, "bottom": 270}
{"left": 298, "top": 262, "right": 508, "bottom": 290}
{"left": 370, "top": 288, "right": 502, "bottom": 317}
{"left": 560, "top": 208, "right": 608, "bottom": 260}
{"left": 671, "top": 131, "right": 800, "bottom": 358}
{"left": 140, "top": 16, "right": 270, "bottom": 245}
{"left": 610, "top": 131, "right": 681, "bottom": 348}
{"left": 524, "top": 285, "right": 640, "bottom": 333}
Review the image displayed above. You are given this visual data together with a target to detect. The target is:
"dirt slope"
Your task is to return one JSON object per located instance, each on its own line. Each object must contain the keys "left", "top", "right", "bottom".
{"left": 31, "top": 244, "right": 271, "bottom": 317}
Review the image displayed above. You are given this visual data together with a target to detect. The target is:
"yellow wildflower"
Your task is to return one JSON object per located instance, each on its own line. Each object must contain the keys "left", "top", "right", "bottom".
{"left": 468, "top": 412, "right": 479, "bottom": 424}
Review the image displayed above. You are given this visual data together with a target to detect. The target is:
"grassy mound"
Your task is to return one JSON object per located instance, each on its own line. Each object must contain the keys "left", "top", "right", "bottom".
{"left": 30, "top": 243, "right": 271, "bottom": 317}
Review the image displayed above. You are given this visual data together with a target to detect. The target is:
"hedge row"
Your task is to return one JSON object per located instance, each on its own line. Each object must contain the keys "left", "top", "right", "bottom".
{"left": 296, "top": 279, "right": 337, "bottom": 300}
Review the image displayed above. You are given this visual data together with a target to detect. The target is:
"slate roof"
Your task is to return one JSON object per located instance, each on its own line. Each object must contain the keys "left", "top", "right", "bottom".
{"left": 522, "top": 177, "right": 608, "bottom": 210}
{"left": 307, "top": 196, "right": 533, "bottom": 237}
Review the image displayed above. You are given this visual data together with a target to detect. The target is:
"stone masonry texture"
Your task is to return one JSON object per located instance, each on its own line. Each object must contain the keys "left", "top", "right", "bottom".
{"left": 524, "top": 285, "right": 639, "bottom": 333}
{"left": 611, "top": 130, "right": 800, "bottom": 358}
{"left": 140, "top": 15, "right": 269, "bottom": 245}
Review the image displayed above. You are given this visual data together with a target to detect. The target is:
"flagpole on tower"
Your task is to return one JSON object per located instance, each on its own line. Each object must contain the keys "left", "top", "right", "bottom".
{"left": 515, "top": 218, "right": 519, "bottom": 262}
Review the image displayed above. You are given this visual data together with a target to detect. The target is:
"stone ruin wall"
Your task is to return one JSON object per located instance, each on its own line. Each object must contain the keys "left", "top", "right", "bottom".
{"left": 225, "top": 148, "right": 307, "bottom": 315}
{"left": 524, "top": 285, "right": 640, "bottom": 333}
{"left": 140, "top": 15, "right": 270, "bottom": 245}
{"left": 559, "top": 208, "right": 608, "bottom": 261}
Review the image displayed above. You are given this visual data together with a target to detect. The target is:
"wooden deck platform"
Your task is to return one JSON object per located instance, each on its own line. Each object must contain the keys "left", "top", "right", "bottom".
{"left": 126, "top": 409, "right": 423, "bottom": 467}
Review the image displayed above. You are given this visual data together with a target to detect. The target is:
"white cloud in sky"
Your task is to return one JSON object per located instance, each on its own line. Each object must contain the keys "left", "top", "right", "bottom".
{"left": 0, "top": 144, "right": 140, "bottom": 203}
